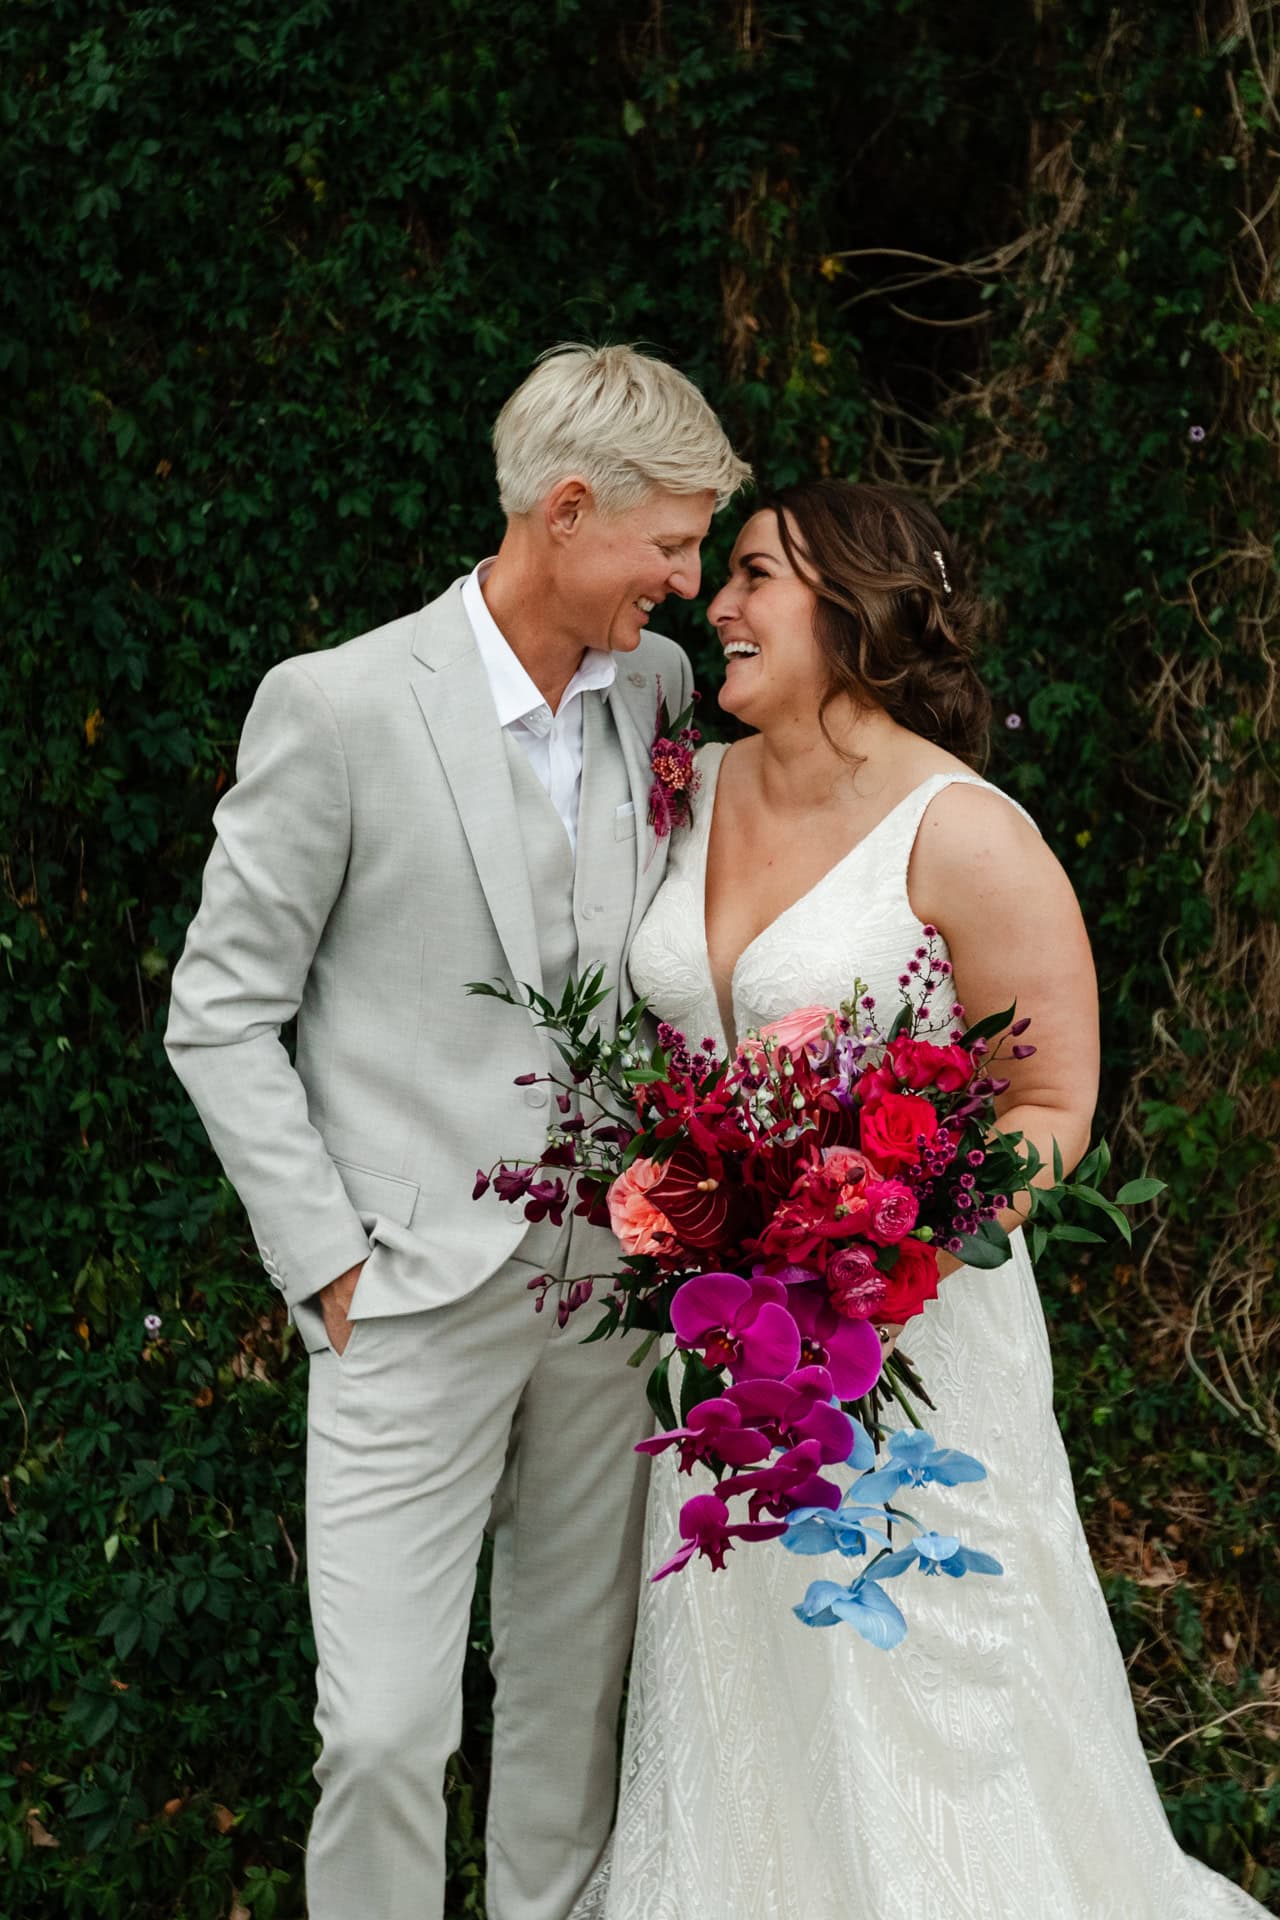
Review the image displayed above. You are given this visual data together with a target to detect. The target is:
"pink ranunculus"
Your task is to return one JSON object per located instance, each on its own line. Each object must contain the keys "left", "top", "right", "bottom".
{"left": 826, "top": 1245, "right": 888, "bottom": 1320}
{"left": 742, "top": 1004, "right": 836, "bottom": 1067}
{"left": 607, "top": 1157, "right": 674, "bottom": 1256}
{"left": 860, "top": 1091, "right": 939, "bottom": 1173}
{"left": 861, "top": 1178, "right": 920, "bottom": 1245}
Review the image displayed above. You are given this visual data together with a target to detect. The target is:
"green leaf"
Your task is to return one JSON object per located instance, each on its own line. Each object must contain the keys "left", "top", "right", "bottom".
{"left": 959, "top": 1004, "right": 1016, "bottom": 1047}
{"left": 886, "top": 1003, "right": 914, "bottom": 1042}
{"left": 1114, "top": 1177, "right": 1167, "bottom": 1205}
{"left": 952, "top": 1222, "right": 1012, "bottom": 1268}
{"left": 645, "top": 1354, "right": 676, "bottom": 1432}
{"left": 679, "top": 1350, "right": 726, "bottom": 1425}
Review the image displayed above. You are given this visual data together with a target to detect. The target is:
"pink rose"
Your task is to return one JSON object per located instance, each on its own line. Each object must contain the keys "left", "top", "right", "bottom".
{"left": 743, "top": 1004, "right": 836, "bottom": 1066}
{"left": 607, "top": 1158, "right": 675, "bottom": 1256}
{"left": 860, "top": 1091, "right": 938, "bottom": 1173}
{"left": 861, "top": 1178, "right": 920, "bottom": 1244}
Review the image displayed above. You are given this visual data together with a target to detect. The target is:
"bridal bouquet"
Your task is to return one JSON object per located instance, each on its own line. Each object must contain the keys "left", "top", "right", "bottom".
{"left": 470, "top": 939, "right": 1158, "bottom": 1647}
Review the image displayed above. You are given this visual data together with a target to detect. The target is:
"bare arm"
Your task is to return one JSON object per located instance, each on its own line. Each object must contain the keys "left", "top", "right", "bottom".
{"left": 909, "top": 780, "right": 1100, "bottom": 1260}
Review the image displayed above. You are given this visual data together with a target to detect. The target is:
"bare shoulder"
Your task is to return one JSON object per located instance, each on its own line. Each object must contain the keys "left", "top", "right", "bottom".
{"left": 909, "top": 778, "right": 1071, "bottom": 928}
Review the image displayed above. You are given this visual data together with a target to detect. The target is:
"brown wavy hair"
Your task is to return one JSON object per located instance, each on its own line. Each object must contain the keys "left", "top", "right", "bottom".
{"left": 764, "top": 479, "right": 992, "bottom": 768}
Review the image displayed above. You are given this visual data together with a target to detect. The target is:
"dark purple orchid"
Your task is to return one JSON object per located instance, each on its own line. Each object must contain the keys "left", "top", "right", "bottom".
{"left": 523, "top": 1178, "right": 568, "bottom": 1225}
{"left": 650, "top": 1491, "right": 788, "bottom": 1580}
{"left": 670, "top": 1272, "right": 801, "bottom": 1381}
{"left": 635, "top": 1396, "right": 772, "bottom": 1474}
{"left": 787, "top": 1285, "right": 884, "bottom": 1399}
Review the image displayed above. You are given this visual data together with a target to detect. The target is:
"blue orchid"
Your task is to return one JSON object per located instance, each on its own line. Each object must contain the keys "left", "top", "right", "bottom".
{"left": 874, "top": 1530, "right": 1004, "bottom": 1580}
{"left": 844, "top": 1414, "right": 877, "bottom": 1471}
{"left": 855, "top": 1428, "right": 988, "bottom": 1505}
{"left": 781, "top": 1500, "right": 892, "bottom": 1558}
{"left": 793, "top": 1573, "right": 907, "bottom": 1648}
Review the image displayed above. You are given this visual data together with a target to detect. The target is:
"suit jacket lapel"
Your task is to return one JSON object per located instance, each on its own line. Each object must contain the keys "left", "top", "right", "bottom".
{"left": 607, "top": 669, "right": 661, "bottom": 951}
{"left": 409, "top": 586, "right": 544, "bottom": 1001}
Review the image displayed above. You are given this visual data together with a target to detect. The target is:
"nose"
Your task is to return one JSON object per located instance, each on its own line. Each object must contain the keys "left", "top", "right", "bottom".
{"left": 706, "top": 579, "right": 737, "bottom": 628}
{"left": 669, "top": 552, "right": 702, "bottom": 600}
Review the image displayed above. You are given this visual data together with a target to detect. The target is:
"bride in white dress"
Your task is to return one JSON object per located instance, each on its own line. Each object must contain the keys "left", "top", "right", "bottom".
{"left": 572, "top": 481, "right": 1264, "bottom": 1920}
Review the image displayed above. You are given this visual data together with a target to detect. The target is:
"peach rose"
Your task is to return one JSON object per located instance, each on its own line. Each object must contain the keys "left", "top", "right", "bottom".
{"left": 607, "top": 1157, "right": 675, "bottom": 1256}
{"left": 820, "top": 1145, "right": 877, "bottom": 1226}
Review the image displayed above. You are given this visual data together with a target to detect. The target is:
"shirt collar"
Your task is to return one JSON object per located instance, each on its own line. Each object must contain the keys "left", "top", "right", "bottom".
{"left": 461, "top": 560, "right": 616, "bottom": 731}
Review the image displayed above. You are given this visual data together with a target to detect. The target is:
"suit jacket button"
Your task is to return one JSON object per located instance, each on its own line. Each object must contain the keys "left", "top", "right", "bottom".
{"left": 524, "top": 1086, "right": 549, "bottom": 1109}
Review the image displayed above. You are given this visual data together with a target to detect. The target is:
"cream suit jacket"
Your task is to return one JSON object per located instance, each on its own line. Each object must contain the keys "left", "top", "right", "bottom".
{"left": 165, "top": 579, "right": 693, "bottom": 1345}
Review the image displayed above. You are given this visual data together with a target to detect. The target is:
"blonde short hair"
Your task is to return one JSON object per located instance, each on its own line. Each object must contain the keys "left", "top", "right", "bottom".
{"left": 493, "top": 342, "right": 751, "bottom": 517}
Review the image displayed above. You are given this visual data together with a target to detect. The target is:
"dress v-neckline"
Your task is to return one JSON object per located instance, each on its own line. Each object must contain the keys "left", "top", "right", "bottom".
{"left": 698, "top": 744, "right": 950, "bottom": 1048}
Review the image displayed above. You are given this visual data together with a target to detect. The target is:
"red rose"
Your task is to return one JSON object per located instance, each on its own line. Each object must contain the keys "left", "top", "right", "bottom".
{"left": 889, "top": 1037, "right": 972, "bottom": 1094}
{"left": 877, "top": 1237, "right": 940, "bottom": 1324}
{"left": 859, "top": 1091, "right": 938, "bottom": 1172}
{"left": 854, "top": 1061, "right": 898, "bottom": 1112}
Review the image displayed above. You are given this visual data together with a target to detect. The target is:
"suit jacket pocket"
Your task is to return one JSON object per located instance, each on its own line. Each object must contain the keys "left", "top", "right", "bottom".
{"left": 613, "top": 801, "right": 638, "bottom": 842}
{"left": 330, "top": 1157, "right": 420, "bottom": 1229}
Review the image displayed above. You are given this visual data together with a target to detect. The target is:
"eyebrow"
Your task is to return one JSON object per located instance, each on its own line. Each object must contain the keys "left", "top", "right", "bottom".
{"left": 735, "top": 550, "right": 779, "bottom": 567}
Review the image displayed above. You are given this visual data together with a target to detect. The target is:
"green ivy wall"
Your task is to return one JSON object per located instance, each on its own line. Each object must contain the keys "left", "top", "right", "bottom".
{"left": 2, "top": 2, "right": 1276, "bottom": 1914}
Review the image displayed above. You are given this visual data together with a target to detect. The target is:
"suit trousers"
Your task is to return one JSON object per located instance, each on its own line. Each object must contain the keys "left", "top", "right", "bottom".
{"left": 303, "top": 1230, "right": 652, "bottom": 1920}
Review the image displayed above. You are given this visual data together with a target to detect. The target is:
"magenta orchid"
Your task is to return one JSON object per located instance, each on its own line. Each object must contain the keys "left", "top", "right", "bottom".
{"left": 650, "top": 1491, "right": 788, "bottom": 1581}
{"left": 725, "top": 1366, "right": 859, "bottom": 1464}
{"left": 634, "top": 1396, "right": 772, "bottom": 1473}
{"left": 670, "top": 1271, "right": 801, "bottom": 1381}
{"left": 786, "top": 1286, "right": 885, "bottom": 1399}
{"left": 717, "top": 1439, "right": 843, "bottom": 1524}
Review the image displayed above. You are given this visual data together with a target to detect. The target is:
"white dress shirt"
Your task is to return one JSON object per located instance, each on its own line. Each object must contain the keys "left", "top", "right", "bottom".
{"left": 461, "top": 559, "right": 616, "bottom": 856}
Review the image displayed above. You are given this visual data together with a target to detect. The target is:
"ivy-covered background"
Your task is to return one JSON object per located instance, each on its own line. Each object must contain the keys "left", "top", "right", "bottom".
{"left": 3, "top": 0, "right": 1277, "bottom": 1914}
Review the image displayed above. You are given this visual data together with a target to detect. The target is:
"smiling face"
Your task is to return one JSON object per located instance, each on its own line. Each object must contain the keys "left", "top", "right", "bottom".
{"left": 549, "top": 482, "right": 716, "bottom": 653}
{"left": 706, "top": 508, "right": 829, "bottom": 725}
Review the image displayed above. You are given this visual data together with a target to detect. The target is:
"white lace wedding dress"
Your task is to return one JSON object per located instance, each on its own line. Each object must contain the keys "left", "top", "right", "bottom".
{"left": 571, "top": 743, "right": 1263, "bottom": 1920}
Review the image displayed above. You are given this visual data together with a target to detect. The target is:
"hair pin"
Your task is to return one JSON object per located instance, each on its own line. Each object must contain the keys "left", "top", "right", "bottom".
{"left": 932, "top": 549, "right": 952, "bottom": 596}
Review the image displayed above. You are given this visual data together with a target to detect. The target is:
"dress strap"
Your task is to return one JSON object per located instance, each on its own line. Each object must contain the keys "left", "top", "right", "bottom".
{"left": 691, "top": 740, "right": 729, "bottom": 840}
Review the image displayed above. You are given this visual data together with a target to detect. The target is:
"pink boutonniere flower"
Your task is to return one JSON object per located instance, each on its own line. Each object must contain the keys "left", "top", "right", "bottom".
{"left": 648, "top": 681, "right": 701, "bottom": 839}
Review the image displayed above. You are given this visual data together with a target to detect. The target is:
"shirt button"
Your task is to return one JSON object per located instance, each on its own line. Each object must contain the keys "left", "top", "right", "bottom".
{"left": 581, "top": 904, "right": 595, "bottom": 920}
{"left": 524, "top": 1086, "right": 549, "bottom": 1109}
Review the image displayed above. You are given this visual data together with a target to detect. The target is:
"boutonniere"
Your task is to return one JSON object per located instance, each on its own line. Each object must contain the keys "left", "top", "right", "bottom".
{"left": 648, "top": 681, "right": 701, "bottom": 840}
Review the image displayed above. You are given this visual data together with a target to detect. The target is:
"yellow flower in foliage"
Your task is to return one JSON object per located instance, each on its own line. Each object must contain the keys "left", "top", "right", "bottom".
{"left": 819, "top": 255, "right": 842, "bottom": 280}
{"left": 84, "top": 708, "right": 104, "bottom": 746}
